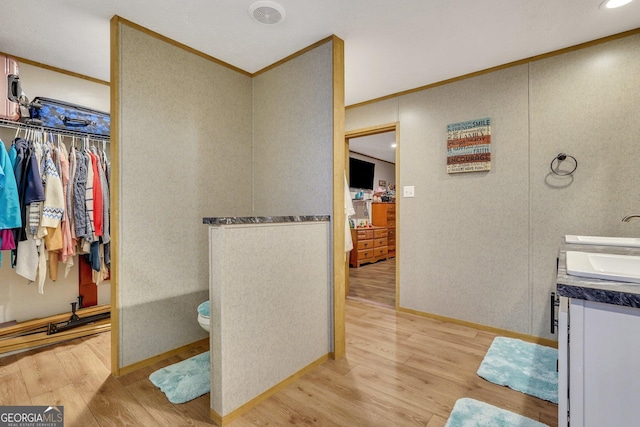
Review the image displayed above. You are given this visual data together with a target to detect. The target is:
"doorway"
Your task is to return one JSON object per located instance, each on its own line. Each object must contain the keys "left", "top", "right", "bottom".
{"left": 345, "top": 125, "right": 398, "bottom": 309}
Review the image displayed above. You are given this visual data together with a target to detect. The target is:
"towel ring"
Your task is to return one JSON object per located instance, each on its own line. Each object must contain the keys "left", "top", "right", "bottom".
{"left": 550, "top": 153, "right": 577, "bottom": 176}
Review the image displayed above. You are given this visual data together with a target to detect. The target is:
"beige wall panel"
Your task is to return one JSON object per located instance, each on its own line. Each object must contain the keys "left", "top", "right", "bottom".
{"left": 345, "top": 33, "right": 640, "bottom": 340}
{"left": 209, "top": 223, "right": 330, "bottom": 415}
{"left": 117, "top": 23, "right": 252, "bottom": 366}
{"left": 345, "top": 98, "right": 399, "bottom": 132}
{"left": 529, "top": 34, "right": 640, "bottom": 339}
{"left": 252, "top": 42, "right": 333, "bottom": 216}
{"left": 397, "top": 65, "right": 531, "bottom": 333}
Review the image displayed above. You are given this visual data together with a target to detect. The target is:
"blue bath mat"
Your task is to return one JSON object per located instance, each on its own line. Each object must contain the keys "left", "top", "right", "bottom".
{"left": 149, "top": 351, "right": 210, "bottom": 404}
{"left": 445, "top": 398, "right": 548, "bottom": 427}
{"left": 477, "top": 337, "right": 558, "bottom": 403}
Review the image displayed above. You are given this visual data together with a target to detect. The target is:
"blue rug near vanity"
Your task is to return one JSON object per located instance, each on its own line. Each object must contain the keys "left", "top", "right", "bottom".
{"left": 445, "top": 398, "right": 548, "bottom": 427}
{"left": 477, "top": 337, "right": 558, "bottom": 403}
{"left": 149, "top": 351, "right": 210, "bottom": 404}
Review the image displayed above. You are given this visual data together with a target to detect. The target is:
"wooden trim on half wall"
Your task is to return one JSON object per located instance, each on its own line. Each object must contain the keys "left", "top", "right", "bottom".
{"left": 332, "top": 35, "right": 346, "bottom": 359}
{"left": 109, "top": 15, "right": 122, "bottom": 376}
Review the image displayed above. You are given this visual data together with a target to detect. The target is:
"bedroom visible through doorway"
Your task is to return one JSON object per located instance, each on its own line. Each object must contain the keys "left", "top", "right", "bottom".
{"left": 346, "top": 129, "right": 397, "bottom": 308}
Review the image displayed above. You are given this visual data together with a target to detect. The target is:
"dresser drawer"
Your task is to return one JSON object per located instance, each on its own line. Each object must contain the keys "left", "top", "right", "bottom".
{"left": 373, "top": 228, "right": 388, "bottom": 238}
{"left": 374, "top": 247, "right": 388, "bottom": 257}
{"left": 357, "top": 249, "right": 374, "bottom": 260}
{"left": 357, "top": 239, "right": 373, "bottom": 250}
{"left": 356, "top": 229, "right": 374, "bottom": 240}
{"left": 387, "top": 210, "right": 396, "bottom": 220}
{"left": 387, "top": 220, "right": 396, "bottom": 228}
{"left": 374, "top": 238, "right": 388, "bottom": 248}
{"left": 388, "top": 229, "right": 396, "bottom": 241}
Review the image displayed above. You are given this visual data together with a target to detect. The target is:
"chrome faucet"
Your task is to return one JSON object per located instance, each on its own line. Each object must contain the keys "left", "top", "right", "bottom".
{"left": 622, "top": 214, "right": 640, "bottom": 222}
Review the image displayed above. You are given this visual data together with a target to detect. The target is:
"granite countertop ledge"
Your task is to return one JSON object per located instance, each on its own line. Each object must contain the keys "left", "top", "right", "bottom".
{"left": 557, "top": 237, "right": 640, "bottom": 308}
{"left": 203, "top": 215, "right": 331, "bottom": 225}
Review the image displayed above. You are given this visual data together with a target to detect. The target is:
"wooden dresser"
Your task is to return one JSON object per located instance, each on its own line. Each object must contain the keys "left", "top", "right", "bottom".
{"left": 371, "top": 203, "right": 396, "bottom": 258}
{"left": 349, "top": 226, "right": 388, "bottom": 268}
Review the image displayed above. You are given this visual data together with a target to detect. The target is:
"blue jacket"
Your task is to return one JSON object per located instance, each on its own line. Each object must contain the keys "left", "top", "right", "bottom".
{"left": 0, "top": 141, "right": 21, "bottom": 230}
{"left": 1, "top": 140, "right": 22, "bottom": 265}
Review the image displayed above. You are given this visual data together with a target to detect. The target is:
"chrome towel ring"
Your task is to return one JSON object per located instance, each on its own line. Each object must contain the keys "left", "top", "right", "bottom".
{"left": 550, "top": 153, "right": 577, "bottom": 176}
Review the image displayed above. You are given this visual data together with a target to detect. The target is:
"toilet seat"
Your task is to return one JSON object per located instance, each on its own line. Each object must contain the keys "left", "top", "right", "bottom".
{"left": 197, "top": 313, "right": 210, "bottom": 327}
{"left": 197, "top": 301, "right": 210, "bottom": 331}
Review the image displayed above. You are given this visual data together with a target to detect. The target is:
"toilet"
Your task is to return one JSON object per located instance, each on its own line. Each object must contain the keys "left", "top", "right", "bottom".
{"left": 197, "top": 300, "right": 210, "bottom": 332}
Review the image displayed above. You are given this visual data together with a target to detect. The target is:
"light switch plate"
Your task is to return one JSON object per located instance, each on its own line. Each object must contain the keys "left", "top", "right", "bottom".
{"left": 403, "top": 186, "right": 415, "bottom": 198}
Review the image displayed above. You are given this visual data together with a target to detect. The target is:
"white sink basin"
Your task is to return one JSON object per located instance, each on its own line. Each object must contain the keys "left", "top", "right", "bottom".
{"left": 566, "top": 251, "right": 640, "bottom": 284}
{"left": 565, "top": 235, "right": 640, "bottom": 248}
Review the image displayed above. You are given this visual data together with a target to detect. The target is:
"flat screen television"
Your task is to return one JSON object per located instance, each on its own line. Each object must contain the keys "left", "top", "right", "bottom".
{"left": 349, "top": 157, "right": 375, "bottom": 190}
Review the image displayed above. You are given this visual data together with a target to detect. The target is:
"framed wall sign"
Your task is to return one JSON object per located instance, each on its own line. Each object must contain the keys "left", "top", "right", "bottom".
{"left": 447, "top": 118, "right": 491, "bottom": 173}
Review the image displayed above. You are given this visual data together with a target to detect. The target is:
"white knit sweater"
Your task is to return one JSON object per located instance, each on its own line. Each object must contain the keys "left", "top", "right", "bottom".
{"left": 40, "top": 149, "right": 65, "bottom": 228}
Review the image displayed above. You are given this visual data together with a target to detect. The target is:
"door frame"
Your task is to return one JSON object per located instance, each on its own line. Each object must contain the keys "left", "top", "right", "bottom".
{"left": 341, "top": 122, "right": 400, "bottom": 315}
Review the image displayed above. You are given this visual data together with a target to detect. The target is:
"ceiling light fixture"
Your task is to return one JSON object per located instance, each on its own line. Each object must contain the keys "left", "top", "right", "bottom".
{"left": 248, "top": 1, "right": 286, "bottom": 25}
{"left": 600, "top": 0, "right": 634, "bottom": 8}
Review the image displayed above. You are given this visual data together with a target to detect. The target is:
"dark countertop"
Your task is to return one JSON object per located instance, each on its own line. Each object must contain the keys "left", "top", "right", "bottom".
{"left": 556, "top": 238, "right": 640, "bottom": 308}
{"left": 203, "top": 215, "right": 330, "bottom": 225}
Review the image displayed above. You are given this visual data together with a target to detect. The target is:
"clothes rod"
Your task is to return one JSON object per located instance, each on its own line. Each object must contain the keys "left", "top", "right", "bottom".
{"left": 0, "top": 118, "right": 110, "bottom": 141}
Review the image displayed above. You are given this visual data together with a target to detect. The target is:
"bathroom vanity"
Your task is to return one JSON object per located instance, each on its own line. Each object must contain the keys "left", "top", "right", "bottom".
{"left": 556, "top": 239, "right": 640, "bottom": 427}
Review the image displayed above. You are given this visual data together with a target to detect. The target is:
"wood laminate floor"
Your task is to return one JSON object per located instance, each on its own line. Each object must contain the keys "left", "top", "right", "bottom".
{"left": 0, "top": 300, "right": 558, "bottom": 426}
{"left": 348, "top": 258, "right": 396, "bottom": 307}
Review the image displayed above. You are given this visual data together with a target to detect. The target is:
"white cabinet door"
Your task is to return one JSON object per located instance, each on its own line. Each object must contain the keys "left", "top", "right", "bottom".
{"left": 558, "top": 297, "right": 569, "bottom": 427}
{"left": 569, "top": 299, "right": 640, "bottom": 427}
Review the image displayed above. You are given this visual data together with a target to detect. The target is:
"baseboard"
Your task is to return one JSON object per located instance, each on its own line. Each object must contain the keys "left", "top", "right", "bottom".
{"left": 115, "top": 337, "right": 209, "bottom": 377}
{"left": 210, "top": 353, "right": 330, "bottom": 426}
{"left": 398, "top": 306, "right": 558, "bottom": 348}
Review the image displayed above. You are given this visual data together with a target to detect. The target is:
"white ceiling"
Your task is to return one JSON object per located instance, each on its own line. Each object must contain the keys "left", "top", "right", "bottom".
{"left": 349, "top": 132, "right": 397, "bottom": 164}
{"left": 1, "top": 1, "right": 639, "bottom": 106}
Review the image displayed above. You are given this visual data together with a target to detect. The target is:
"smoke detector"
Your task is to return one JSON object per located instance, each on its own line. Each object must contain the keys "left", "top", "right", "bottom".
{"left": 248, "top": 1, "right": 286, "bottom": 25}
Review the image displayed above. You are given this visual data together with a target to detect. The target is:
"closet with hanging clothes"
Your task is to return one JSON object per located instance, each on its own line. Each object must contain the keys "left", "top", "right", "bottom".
{"left": 0, "top": 59, "right": 111, "bottom": 352}
{"left": 2, "top": 126, "right": 111, "bottom": 291}
{"left": 0, "top": 123, "right": 111, "bottom": 351}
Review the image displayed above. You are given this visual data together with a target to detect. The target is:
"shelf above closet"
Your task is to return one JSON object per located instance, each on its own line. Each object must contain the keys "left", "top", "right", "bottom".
{"left": 0, "top": 118, "right": 110, "bottom": 141}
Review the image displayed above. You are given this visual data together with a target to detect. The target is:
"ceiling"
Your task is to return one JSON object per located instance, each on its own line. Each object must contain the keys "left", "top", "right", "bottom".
{"left": 1, "top": 1, "right": 639, "bottom": 107}
{"left": 349, "top": 132, "right": 397, "bottom": 164}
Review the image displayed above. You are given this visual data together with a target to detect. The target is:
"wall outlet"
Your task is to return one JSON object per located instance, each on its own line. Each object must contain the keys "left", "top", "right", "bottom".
{"left": 403, "top": 186, "right": 415, "bottom": 198}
